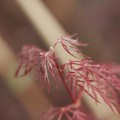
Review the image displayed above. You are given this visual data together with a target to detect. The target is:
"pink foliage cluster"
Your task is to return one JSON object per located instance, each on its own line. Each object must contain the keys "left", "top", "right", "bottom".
{"left": 15, "top": 45, "right": 61, "bottom": 92}
{"left": 16, "top": 34, "right": 120, "bottom": 120}
{"left": 42, "top": 104, "right": 87, "bottom": 120}
{"left": 62, "top": 59, "right": 120, "bottom": 112}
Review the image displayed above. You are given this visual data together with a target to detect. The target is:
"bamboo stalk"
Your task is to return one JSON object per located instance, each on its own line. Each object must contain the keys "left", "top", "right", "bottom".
{"left": 0, "top": 36, "right": 51, "bottom": 120}
{"left": 15, "top": 0, "right": 120, "bottom": 120}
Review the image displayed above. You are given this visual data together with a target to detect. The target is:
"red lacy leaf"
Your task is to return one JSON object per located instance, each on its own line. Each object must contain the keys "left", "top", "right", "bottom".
{"left": 15, "top": 45, "right": 42, "bottom": 77}
{"left": 61, "top": 58, "right": 120, "bottom": 112}
{"left": 53, "top": 34, "right": 88, "bottom": 58}
{"left": 41, "top": 104, "right": 87, "bottom": 120}
{"left": 15, "top": 45, "right": 61, "bottom": 92}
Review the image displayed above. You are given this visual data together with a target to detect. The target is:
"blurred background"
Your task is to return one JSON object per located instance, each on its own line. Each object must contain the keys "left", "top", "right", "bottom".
{"left": 0, "top": 0, "right": 120, "bottom": 120}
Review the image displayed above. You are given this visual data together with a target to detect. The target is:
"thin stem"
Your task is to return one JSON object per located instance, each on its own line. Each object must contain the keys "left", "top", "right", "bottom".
{"left": 59, "top": 70, "right": 75, "bottom": 103}
{"left": 53, "top": 41, "right": 58, "bottom": 49}
{"left": 75, "top": 89, "right": 83, "bottom": 104}
{"left": 60, "top": 77, "right": 82, "bottom": 109}
{"left": 49, "top": 47, "right": 75, "bottom": 102}
{"left": 51, "top": 45, "right": 80, "bottom": 104}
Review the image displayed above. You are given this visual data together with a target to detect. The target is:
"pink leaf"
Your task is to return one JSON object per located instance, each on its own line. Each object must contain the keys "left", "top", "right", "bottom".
{"left": 61, "top": 58, "right": 120, "bottom": 112}
{"left": 53, "top": 34, "right": 88, "bottom": 58}
{"left": 41, "top": 104, "right": 87, "bottom": 120}
{"left": 15, "top": 45, "right": 61, "bottom": 92}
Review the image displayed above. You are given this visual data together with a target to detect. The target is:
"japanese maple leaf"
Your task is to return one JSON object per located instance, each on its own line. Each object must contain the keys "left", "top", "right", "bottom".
{"left": 61, "top": 58, "right": 120, "bottom": 112}
{"left": 15, "top": 45, "right": 61, "bottom": 92}
{"left": 53, "top": 34, "right": 87, "bottom": 58}
{"left": 41, "top": 104, "right": 87, "bottom": 120}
